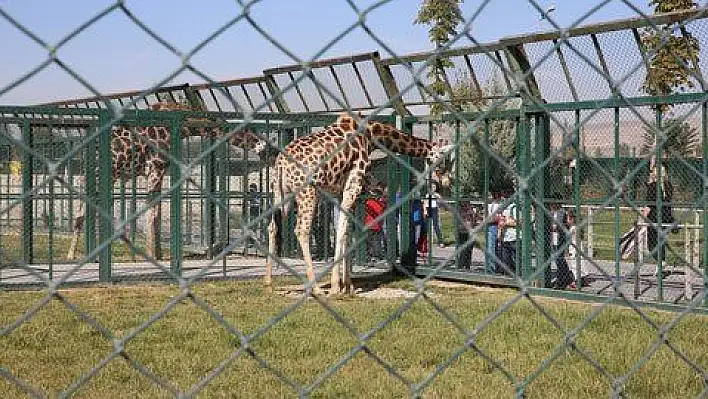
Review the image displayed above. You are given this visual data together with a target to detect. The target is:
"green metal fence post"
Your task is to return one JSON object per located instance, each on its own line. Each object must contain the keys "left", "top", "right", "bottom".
{"left": 170, "top": 113, "right": 183, "bottom": 276}
{"left": 573, "top": 110, "right": 582, "bottom": 291}
{"left": 398, "top": 115, "right": 414, "bottom": 273}
{"left": 613, "top": 107, "right": 621, "bottom": 288}
{"left": 204, "top": 125, "right": 216, "bottom": 258}
{"left": 518, "top": 112, "right": 533, "bottom": 282}
{"left": 703, "top": 101, "right": 708, "bottom": 308}
{"left": 483, "top": 118, "right": 491, "bottom": 274}
{"left": 655, "top": 107, "right": 664, "bottom": 302}
{"left": 534, "top": 113, "right": 551, "bottom": 288}
{"left": 97, "top": 111, "right": 113, "bottom": 282}
{"left": 84, "top": 124, "right": 97, "bottom": 262}
{"left": 21, "top": 120, "right": 33, "bottom": 265}
{"left": 386, "top": 149, "right": 398, "bottom": 265}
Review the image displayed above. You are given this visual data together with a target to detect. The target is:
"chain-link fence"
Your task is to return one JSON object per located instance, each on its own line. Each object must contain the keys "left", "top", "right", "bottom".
{"left": 1, "top": 1, "right": 707, "bottom": 397}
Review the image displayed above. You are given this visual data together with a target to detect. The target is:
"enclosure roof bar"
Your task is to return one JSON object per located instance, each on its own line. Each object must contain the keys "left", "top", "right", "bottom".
{"left": 39, "top": 83, "right": 191, "bottom": 107}
{"left": 499, "top": 7, "right": 708, "bottom": 46}
{"left": 262, "top": 51, "right": 380, "bottom": 76}
{"left": 590, "top": 33, "right": 617, "bottom": 97}
{"left": 190, "top": 76, "right": 267, "bottom": 90}
{"left": 378, "top": 7, "right": 708, "bottom": 66}
{"left": 554, "top": 40, "right": 579, "bottom": 102}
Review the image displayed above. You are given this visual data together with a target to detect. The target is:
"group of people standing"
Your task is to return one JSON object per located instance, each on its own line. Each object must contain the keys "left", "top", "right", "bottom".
{"left": 484, "top": 191, "right": 579, "bottom": 289}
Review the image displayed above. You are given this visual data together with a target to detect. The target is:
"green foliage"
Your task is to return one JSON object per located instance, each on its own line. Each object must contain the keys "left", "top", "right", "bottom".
{"left": 641, "top": 1, "right": 700, "bottom": 99}
{"left": 452, "top": 73, "right": 517, "bottom": 197}
{"left": 415, "top": 0, "right": 464, "bottom": 116}
{"left": 642, "top": 117, "right": 699, "bottom": 157}
{"left": 649, "top": 0, "right": 697, "bottom": 12}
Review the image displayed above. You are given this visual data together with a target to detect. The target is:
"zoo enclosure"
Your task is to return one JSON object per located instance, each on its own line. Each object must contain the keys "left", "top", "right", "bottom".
{"left": 1, "top": 3, "right": 708, "bottom": 397}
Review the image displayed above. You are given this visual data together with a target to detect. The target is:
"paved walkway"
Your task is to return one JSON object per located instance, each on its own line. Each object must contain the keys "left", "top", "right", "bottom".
{"left": 1, "top": 248, "right": 704, "bottom": 306}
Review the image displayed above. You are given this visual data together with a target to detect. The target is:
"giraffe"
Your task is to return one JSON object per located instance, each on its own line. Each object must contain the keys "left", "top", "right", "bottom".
{"left": 67, "top": 102, "right": 265, "bottom": 260}
{"left": 265, "top": 113, "right": 454, "bottom": 295}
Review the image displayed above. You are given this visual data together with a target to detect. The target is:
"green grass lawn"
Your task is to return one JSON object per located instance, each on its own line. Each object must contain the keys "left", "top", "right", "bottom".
{"left": 0, "top": 233, "right": 175, "bottom": 264}
{"left": 2, "top": 280, "right": 706, "bottom": 398}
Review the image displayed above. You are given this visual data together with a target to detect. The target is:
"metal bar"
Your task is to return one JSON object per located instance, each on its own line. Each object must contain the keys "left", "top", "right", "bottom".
{"left": 371, "top": 54, "right": 409, "bottom": 117}
{"left": 534, "top": 114, "right": 551, "bottom": 287}
{"left": 496, "top": 50, "right": 514, "bottom": 93}
{"left": 191, "top": 76, "right": 267, "bottom": 91}
{"left": 40, "top": 83, "right": 191, "bottom": 107}
{"left": 262, "top": 51, "right": 379, "bottom": 75}
{"left": 207, "top": 88, "right": 224, "bottom": 112}
{"left": 613, "top": 107, "right": 621, "bottom": 287}
{"left": 240, "top": 85, "right": 256, "bottom": 111}
{"left": 462, "top": 54, "right": 483, "bottom": 99}
{"left": 97, "top": 111, "right": 113, "bottom": 281}
{"left": 204, "top": 129, "right": 216, "bottom": 258}
{"left": 519, "top": 112, "right": 532, "bottom": 281}
{"left": 573, "top": 109, "right": 582, "bottom": 291}
{"left": 257, "top": 82, "right": 276, "bottom": 113}
{"left": 525, "top": 92, "right": 708, "bottom": 113}
{"left": 263, "top": 75, "right": 290, "bottom": 114}
{"left": 398, "top": 116, "right": 413, "bottom": 271}
{"left": 84, "top": 124, "right": 97, "bottom": 261}
{"left": 553, "top": 39, "right": 579, "bottom": 102}
{"left": 310, "top": 71, "right": 331, "bottom": 112}
{"left": 21, "top": 120, "right": 33, "bottom": 265}
{"left": 656, "top": 107, "right": 664, "bottom": 302}
{"left": 483, "top": 118, "right": 491, "bottom": 274}
{"left": 414, "top": 65, "right": 430, "bottom": 104}
{"left": 351, "top": 62, "right": 374, "bottom": 108}
{"left": 503, "top": 46, "right": 540, "bottom": 100}
{"left": 225, "top": 86, "right": 244, "bottom": 114}
{"left": 328, "top": 65, "right": 351, "bottom": 110}
{"left": 170, "top": 115, "right": 182, "bottom": 275}
{"left": 703, "top": 101, "right": 708, "bottom": 307}
{"left": 590, "top": 34, "right": 617, "bottom": 96}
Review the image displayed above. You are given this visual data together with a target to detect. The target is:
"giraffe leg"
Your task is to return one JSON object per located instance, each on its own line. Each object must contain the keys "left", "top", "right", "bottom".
{"left": 145, "top": 162, "right": 166, "bottom": 260}
{"left": 295, "top": 187, "right": 321, "bottom": 296}
{"left": 67, "top": 204, "right": 84, "bottom": 260}
{"left": 331, "top": 170, "right": 365, "bottom": 296}
{"left": 266, "top": 184, "right": 291, "bottom": 292}
{"left": 332, "top": 205, "right": 352, "bottom": 295}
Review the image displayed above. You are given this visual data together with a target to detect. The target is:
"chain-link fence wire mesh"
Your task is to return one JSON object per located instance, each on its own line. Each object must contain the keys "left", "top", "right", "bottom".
{"left": 1, "top": 0, "right": 708, "bottom": 397}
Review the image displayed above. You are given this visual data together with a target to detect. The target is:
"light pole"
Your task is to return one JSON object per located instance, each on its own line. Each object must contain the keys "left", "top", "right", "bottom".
{"left": 538, "top": 4, "right": 556, "bottom": 31}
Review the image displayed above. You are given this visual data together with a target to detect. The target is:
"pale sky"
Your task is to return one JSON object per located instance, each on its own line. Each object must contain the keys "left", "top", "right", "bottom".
{"left": 0, "top": 1, "right": 657, "bottom": 105}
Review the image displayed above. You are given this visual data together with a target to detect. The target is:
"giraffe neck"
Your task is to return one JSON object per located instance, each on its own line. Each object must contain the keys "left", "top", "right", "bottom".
{"left": 366, "top": 123, "right": 433, "bottom": 157}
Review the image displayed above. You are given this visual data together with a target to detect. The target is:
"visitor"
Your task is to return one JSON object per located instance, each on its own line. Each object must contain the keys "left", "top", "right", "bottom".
{"left": 424, "top": 181, "right": 445, "bottom": 248}
{"left": 644, "top": 159, "right": 676, "bottom": 264}
{"left": 486, "top": 191, "right": 501, "bottom": 273}
{"left": 411, "top": 192, "right": 427, "bottom": 256}
{"left": 364, "top": 185, "right": 387, "bottom": 261}
{"left": 456, "top": 201, "right": 479, "bottom": 270}
{"left": 550, "top": 203, "right": 574, "bottom": 289}
{"left": 498, "top": 191, "right": 519, "bottom": 276}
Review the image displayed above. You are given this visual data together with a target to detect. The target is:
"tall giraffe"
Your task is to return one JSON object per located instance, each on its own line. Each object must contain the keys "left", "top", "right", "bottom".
{"left": 266, "top": 113, "right": 453, "bottom": 295}
{"left": 67, "top": 102, "right": 265, "bottom": 260}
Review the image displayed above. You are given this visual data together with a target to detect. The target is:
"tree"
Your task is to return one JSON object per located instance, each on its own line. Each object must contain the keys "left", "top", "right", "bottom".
{"left": 641, "top": 118, "right": 699, "bottom": 157}
{"left": 452, "top": 73, "right": 517, "bottom": 197}
{"left": 641, "top": 1, "right": 701, "bottom": 157}
{"left": 641, "top": 0, "right": 699, "bottom": 99}
{"left": 414, "top": 0, "right": 464, "bottom": 116}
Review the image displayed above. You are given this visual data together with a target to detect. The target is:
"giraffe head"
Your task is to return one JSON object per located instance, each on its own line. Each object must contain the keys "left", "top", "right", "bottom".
{"left": 254, "top": 136, "right": 280, "bottom": 164}
{"left": 426, "top": 139, "right": 455, "bottom": 188}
